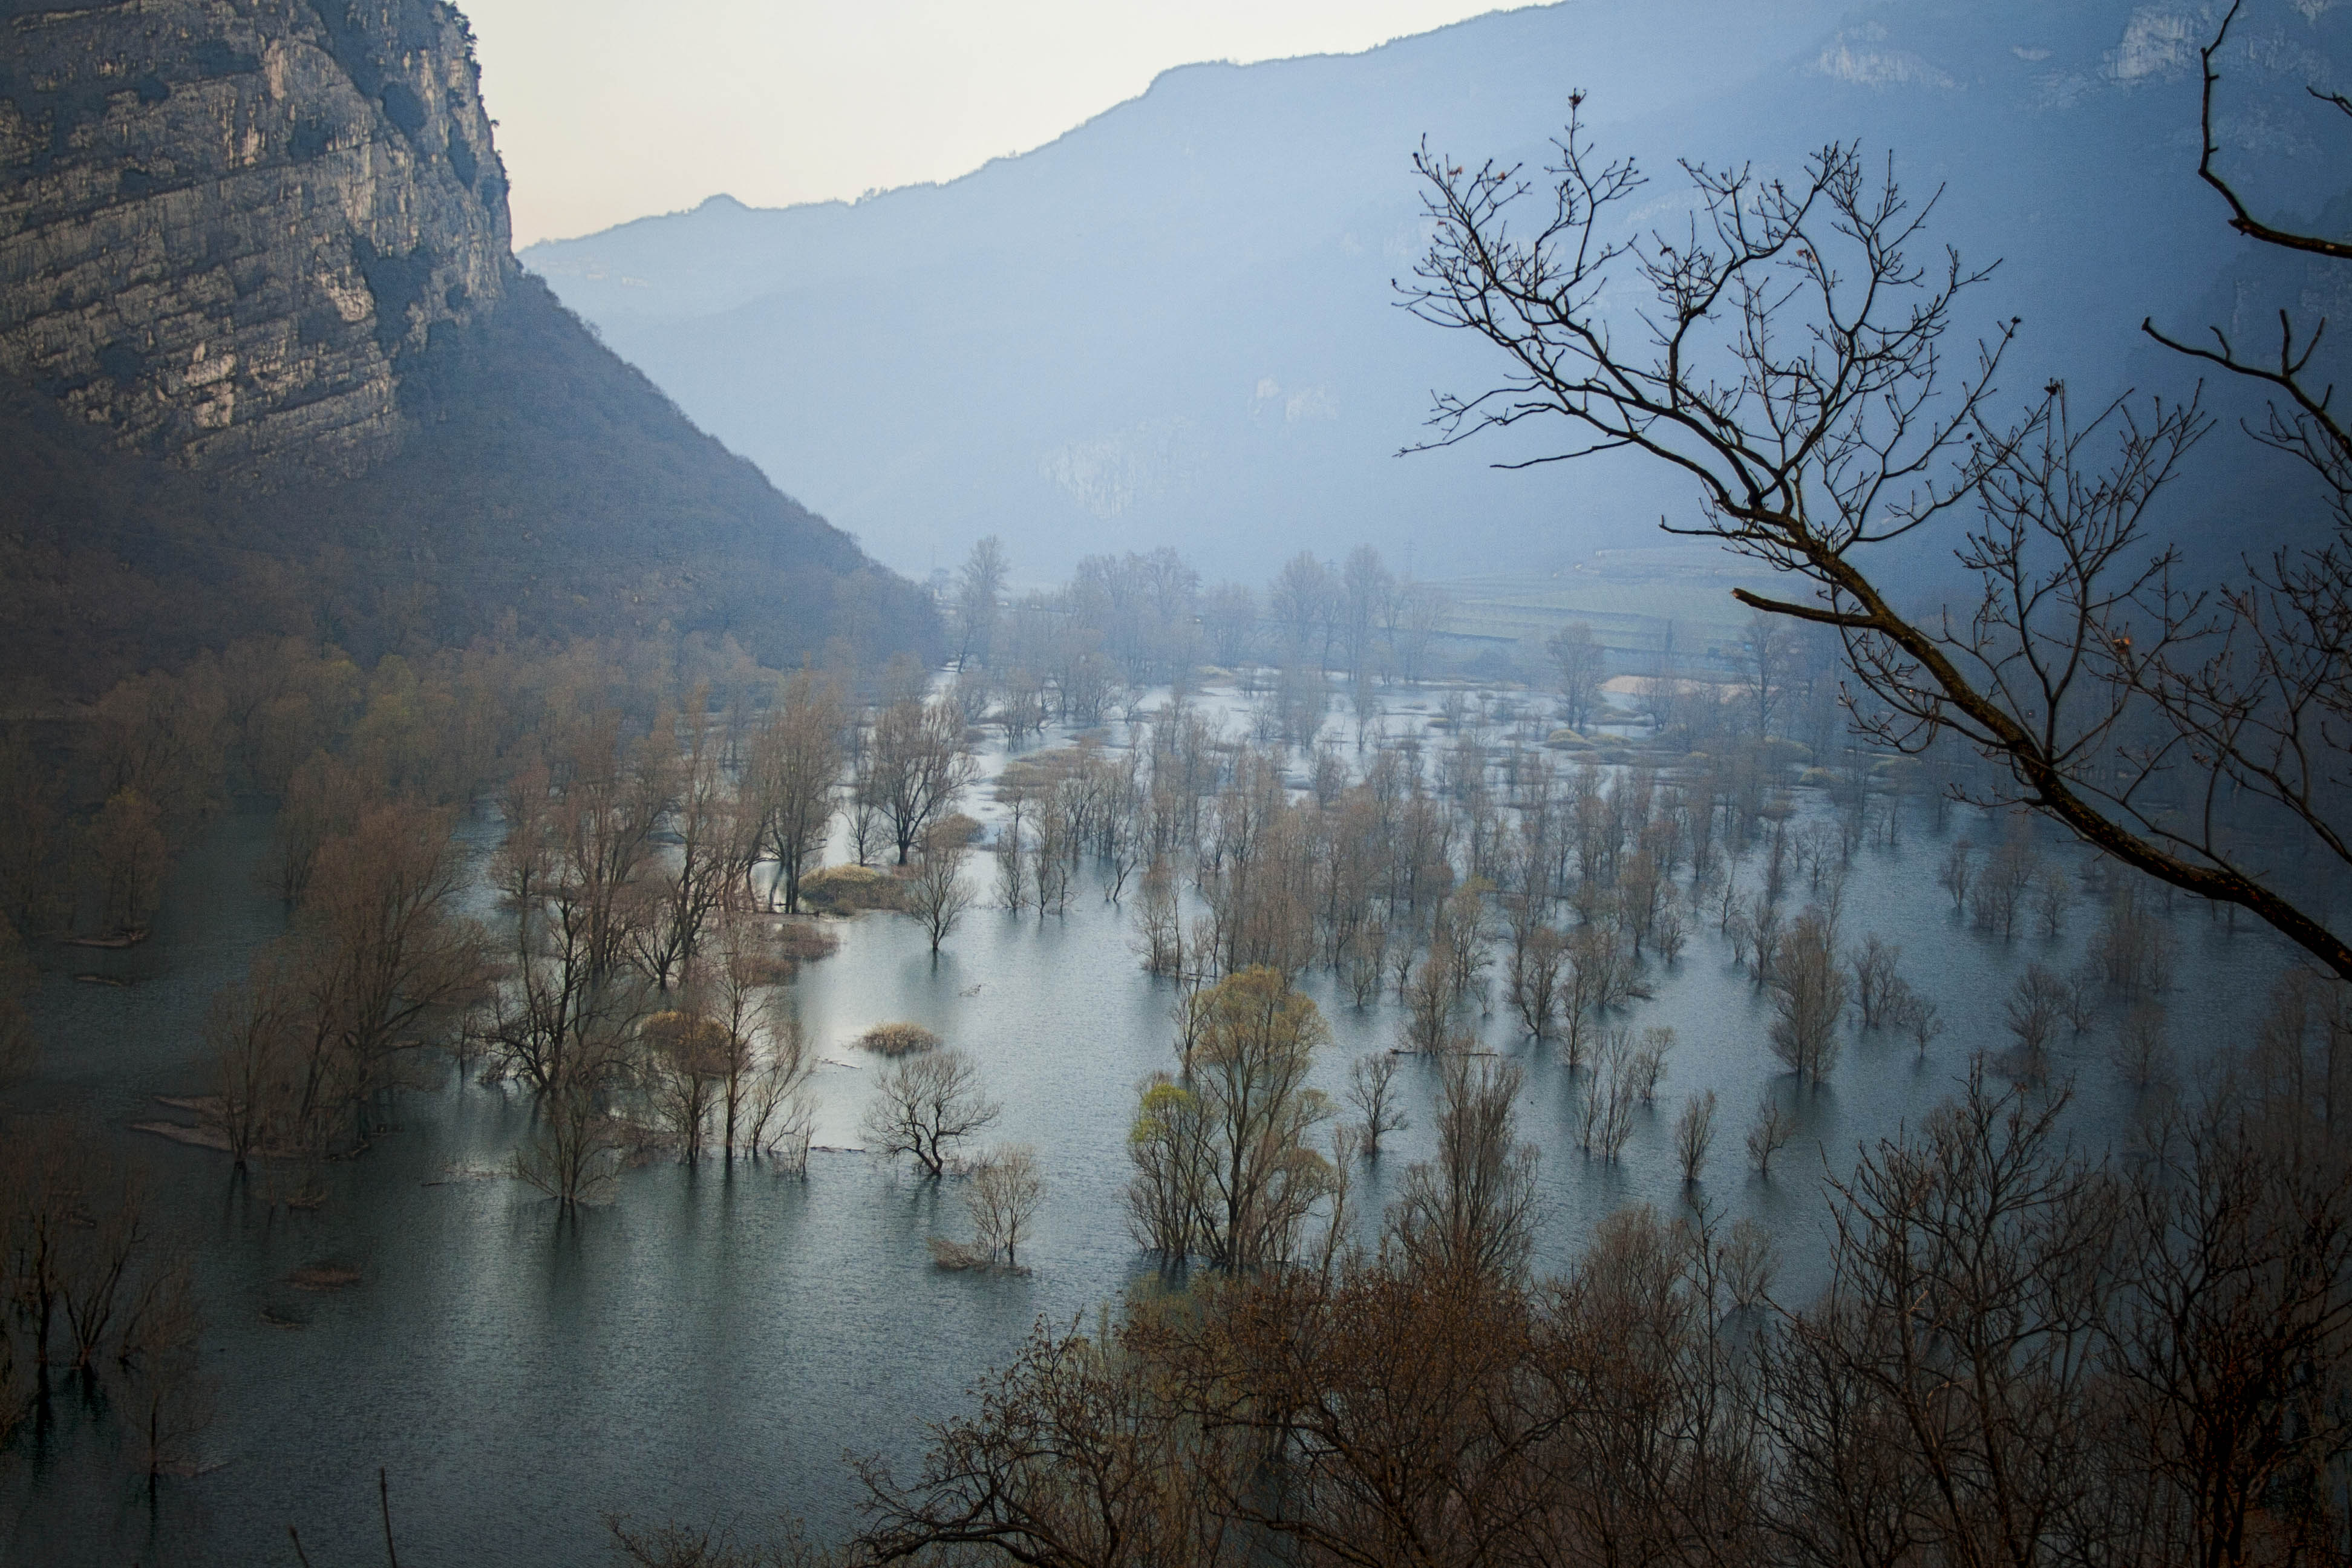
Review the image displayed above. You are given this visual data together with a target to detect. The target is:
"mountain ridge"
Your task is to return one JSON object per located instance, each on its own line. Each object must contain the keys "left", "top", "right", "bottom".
{"left": 525, "top": 0, "right": 2351, "bottom": 582}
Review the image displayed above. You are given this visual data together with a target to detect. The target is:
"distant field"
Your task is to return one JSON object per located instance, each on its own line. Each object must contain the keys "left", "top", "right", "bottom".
{"left": 1431, "top": 547, "right": 1779, "bottom": 673}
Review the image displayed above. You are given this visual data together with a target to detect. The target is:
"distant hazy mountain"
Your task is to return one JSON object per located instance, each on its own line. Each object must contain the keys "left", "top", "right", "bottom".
{"left": 524, "top": 0, "right": 2351, "bottom": 585}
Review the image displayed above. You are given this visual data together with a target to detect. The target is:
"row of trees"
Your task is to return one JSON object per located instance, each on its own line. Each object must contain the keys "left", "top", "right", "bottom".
{"left": 851, "top": 986, "right": 2352, "bottom": 1568}
{"left": 0, "top": 630, "right": 769, "bottom": 946}
{"left": 1, "top": 616, "right": 1004, "bottom": 1240}
{"left": 1089, "top": 686, "right": 2135, "bottom": 1097}
{"left": 945, "top": 537, "right": 1458, "bottom": 713}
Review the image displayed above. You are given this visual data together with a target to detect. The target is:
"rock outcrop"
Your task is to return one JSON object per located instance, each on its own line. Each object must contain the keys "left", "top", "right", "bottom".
{"left": 0, "top": 1, "right": 940, "bottom": 688}
{"left": 0, "top": 0, "right": 511, "bottom": 473}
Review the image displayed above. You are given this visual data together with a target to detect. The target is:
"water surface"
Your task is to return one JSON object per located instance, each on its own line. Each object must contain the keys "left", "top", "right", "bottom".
{"left": 0, "top": 694, "right": 2298, "bottom": 1566}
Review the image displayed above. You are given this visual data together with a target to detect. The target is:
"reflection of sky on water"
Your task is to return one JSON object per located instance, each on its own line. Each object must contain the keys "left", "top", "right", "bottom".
{"left": 2, "top": 681, "right": 2298, "bottom": 1567}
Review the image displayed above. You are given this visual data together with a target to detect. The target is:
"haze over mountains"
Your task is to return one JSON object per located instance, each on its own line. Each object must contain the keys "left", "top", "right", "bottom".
{"left": 526, "top": 0, "right": 2352, "bottom": 584}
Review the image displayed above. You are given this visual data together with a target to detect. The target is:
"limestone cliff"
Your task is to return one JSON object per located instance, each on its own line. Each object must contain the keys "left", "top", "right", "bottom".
{"left": 0, "top": 1, "right": 939, "bottom": 688}
{"left": 0, "top": 0, "right": 511, "bottom": 472}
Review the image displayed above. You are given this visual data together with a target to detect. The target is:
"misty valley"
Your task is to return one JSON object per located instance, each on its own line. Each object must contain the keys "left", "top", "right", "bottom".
{"left": 2, "top": 2, "right": 2350, "bottom": 1567}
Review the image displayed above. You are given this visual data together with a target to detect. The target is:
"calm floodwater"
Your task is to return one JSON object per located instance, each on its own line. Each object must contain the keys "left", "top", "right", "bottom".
{"left": 0, "top": 688, "right": 2299, "bottom": 1567}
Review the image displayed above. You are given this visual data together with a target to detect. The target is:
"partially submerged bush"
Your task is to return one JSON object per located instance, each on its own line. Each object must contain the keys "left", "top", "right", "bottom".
{"left": 927, "top": 812, "right": 984, "bottom": 851}
{"left": 799, "top": 864, "right": 906, "bottom": 916}
{"left": 857, "top": 1022, "right": 940, "bottom": 1057}
{"left": 927, "top": 1236, "right": 991, "bottom": 1271}
{"left": 772, "top": 920, "right": 840, "bottom": 964}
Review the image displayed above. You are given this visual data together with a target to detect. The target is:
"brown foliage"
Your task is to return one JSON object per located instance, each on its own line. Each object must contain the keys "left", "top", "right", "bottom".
{"left": 854, "top": 1029, "right": 2352, "bottom": 1568}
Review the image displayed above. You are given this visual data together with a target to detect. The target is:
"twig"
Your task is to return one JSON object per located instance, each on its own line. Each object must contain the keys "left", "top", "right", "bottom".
{"left": 380, "top": 1468, "right": 400, "bottom": 1568}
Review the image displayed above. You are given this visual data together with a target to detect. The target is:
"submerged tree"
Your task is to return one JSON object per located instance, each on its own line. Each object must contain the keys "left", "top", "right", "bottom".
{"left": 965, "top": 1146, "right": 1045, "bottom": 1269}
{"left": 1389, "top": 1053, "right": 1541, "bottom": 1282}
{"left": 904, "top": 828, "right": 976, "bottom": 956}
{"left": 863, "top": 1048, "right": 1001, "bottom": 1179}
{"left": 1546, "top": 620, "right": 1607, "bottom": 733}
{"left": 1126, "top": 965, "right": 1333, "bottom": 1269}
{"left": 743, "top": 671, "right": 844, "bottom": 915}
{"left": 1768, "top": 909, "right": 1848, "bottom": 1082}
{"left": 867, "top": 693, "right": 975, "bottom": 866}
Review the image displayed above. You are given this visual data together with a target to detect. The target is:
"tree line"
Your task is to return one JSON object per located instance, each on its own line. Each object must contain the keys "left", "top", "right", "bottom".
{"left": 842, "top": 998, "right": 2352, "bottom": 1568}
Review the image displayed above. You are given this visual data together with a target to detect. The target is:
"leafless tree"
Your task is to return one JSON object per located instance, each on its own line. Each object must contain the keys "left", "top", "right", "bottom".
{"left": 745, "top": 672, "right": 845, "bottom": 916}
{"left": 0, "top": 1119, "right": 211, "bottom": 1471}
{"left": 1675, "top": 1088, "right": 1717, "bottom": 1185}
{"left": 2098, "top": 995, "right": 2352, "bottom": 1568}
{"left": 2033, "top": 864, "right": 2071, "bottom": 940}
{"left": 861, "top": 1048, "right": 1001, "bottom": 1179}
{"left": 952, "top": 536, "right": 1009, "bottom": 671}
{"left": 1736, "top": 609, "right": 1796, "bottom": 741}
{"left": 2091, "top": 880, "right": 2177, "bottom": 996}
{"left": 965, "top": 1146, "right": 1045, "bottom": 1269}
{"left": 200, "top": 979, "right": 294, "bottom": 1170}
{"left": 481, "top": 754, "right": 651, "bottom": 1104}
{"left": 283, "top": 802, "right": 489, "bottom": 1146}
{"left": 1345, "top": 1051, "right": 1409, "bottom": 1155}
{"left": 88, "top": 788, "right": 167, "bottom": 936}
{"left": 904, "top": 829, "right": 975, "bottom": 956}
{"left": 1405, "top": 90, "right": 2351, "bottom": 981}
{"left": 117, "top": 1252, "right": 208, "bottom": 1482}
{"left": 1402, "top": 941, "right": 1458, "bottom": 1054}
{"left": 2003, "top": 964, "right": 2070, "bottom": 1082}
{"left": 2112, "top": 1002, "right": 2171, "bottom": 1091}
{"left": 2121, "top": 5, "right": 2352, "bottom": 959}
{"left": 1391, "top": 1054, "right": 1541, "bottom": 1281}
{"left": 514, "top": 1039, "right": 629, "bottom": 1207}
{"left": 1748, "top": 1096, "right": 1797, "bottom": 1178}
{"left": 1572, "top": 920, "right": 1651, "bottom": 1015}
{"left": 1547, "top": 621, "right": 1607, "bottom": 733}
{"left": 687, "top": 912, "right": 801, "bottom": 1161}
{"left": 1897, "top": 984, "right": 1946, "bottom": 1060}
{"left": 867, "top": 693, "right": 975, "bottom": 866}
{"left": 1766, "top": 1068, "right": 2125, "bottom": 1568}
{"left": 1972, "top": 826, "right": 2040, "bottom": 941}
{"left": 831, "top": 975, "right": 2352, "bottom": 1568}
{"left": 1337, "top": 545, "right": 1397, "bottom": 682}
{"left": 1200, "top": 581, "right": 1258, "bottom": 670}
{"left": 730, "top": 1005, "right": 814, "bottom": 1174}
{"left": 1769, "top": 909, "right": 1847, "bottom": 1080}
{"left": 1849, "top": 933, "right": 1903, "bottom": 1029}
{"left": 1126, "top": 967, "right": 1332, "bottom": 1269}
{"left": 632, "top": 707, "right": 740, "bottom": 991}
{"left": 1268, "top": 552, "right": 1334, "bottom": 666}
{"left": 1391, "top": 581, "right": 1449, "bottom": 685}
{"left": 1578, "top": 1027, "right": 1642, "bottom": 1161}
{"left": 1126, "top": 1073, "right": 1215, "bottom": 1263}
{"left": 1637, "top": 1025, "right": 1674, "bottom": 1100}
{"left": 642, "top": 1008, "right": 730, "bottom": 1164}
{"left": 261, "top": 751, "right": 371, "bottom": 905}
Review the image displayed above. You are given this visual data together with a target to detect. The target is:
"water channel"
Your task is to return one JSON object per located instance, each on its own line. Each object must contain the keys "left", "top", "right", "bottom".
{"left": 0, "top": 685, "right": 2299, "bottom": 1566}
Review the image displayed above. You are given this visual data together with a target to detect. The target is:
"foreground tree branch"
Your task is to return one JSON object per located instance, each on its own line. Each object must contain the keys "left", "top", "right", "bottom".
{"left": 1403, "top": 96, "right": 2351, "bottom": 981}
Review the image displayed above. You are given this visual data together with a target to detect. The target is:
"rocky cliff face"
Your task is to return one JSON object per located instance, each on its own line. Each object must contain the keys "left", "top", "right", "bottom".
{"left": 0, "top": 0, "right": 939, "bottom": 687}
{"left": 0, "top": 0, "right": 512, "bottom": 474}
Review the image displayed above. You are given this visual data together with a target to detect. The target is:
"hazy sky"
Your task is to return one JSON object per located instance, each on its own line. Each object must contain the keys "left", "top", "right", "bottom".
{"left": 461, "top": 0, "right": 1536, "bottom": 246}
